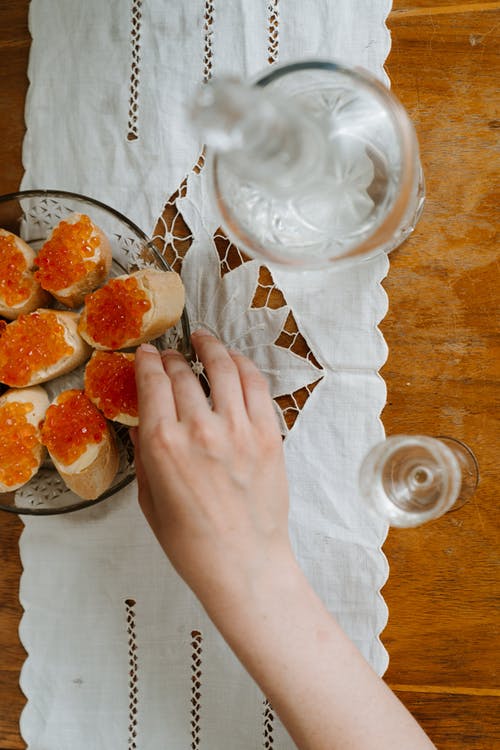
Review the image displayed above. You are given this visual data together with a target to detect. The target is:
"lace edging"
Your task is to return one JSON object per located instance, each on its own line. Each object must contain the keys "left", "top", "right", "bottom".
{"left": 372, "top": 0, "right": 395, "bottom": 675}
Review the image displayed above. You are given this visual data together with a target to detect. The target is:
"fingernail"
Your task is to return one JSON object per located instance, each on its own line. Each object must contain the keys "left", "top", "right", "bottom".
{"left": 192, "top": 328, "right": 212, "bottom": 338}
{"left": 138, "top": 343, "right": 158, "bottom": 353}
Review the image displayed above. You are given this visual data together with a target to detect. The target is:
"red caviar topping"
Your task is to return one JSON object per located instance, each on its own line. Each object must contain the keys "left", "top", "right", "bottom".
{"left": 85, "top": 351, "right": 137, "bottom": 420}
{"left": 41, "top": 389, "right": 107, "bottom": 465}
{"left": 82, "top": 276, "right": 151, "bottom": 349}
{"left": 35, "top": 215, "right": 100, "bottom": 292}
{"left": 0, "top": 311, "right": 74, "bottom": 387}
{"left": 0, "top": 234, "right": 32, "bottom": 306}
{"left": 0, "top": 400, "right": 39, "bottom": 487}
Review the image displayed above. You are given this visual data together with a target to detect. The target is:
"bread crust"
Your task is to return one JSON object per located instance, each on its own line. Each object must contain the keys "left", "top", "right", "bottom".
{"left": 111, "top": 411, "right": 138, "bottom": 427}
{"left": 44, "top": 390, "right": 120, "bottom": 500}
{"left": 0, "top": 229, "right": 51, "bottom": 319}
{"left": 51, "top": 427, "right": 120, "bottom": 500}
{"left": 36, "top": 213, "right": 112, "bottom": 308}
{"left": 0, "top": 386, "right": 49, "bottom": 492}
{"left": 78, "top": 269, "right": 185, "bottom": 350}
{"left": 0, "top": 309, "right": 92, "bottom": 388}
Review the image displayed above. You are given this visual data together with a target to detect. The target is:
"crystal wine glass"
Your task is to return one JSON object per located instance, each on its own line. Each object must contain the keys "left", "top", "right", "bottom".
{"left": 191, "top": 59, "right": 425, "bottom": 269}
{"left": 358, "top": 435, "right": 479, "bottom": 527}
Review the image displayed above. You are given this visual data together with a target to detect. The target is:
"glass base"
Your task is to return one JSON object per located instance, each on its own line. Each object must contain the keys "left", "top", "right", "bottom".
{"left": 436, "top": 436, "right": 480, "bottom": 510}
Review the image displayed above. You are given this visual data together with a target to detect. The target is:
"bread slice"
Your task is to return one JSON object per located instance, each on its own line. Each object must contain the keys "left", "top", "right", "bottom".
{"left": 0, "top": 309, "right": 92, "bottom": 387}
{"left": 84, "top": 350, "right": 138, "bottom": 426}
{"left": 0, "top": 229, "right": 51, "bottom": 319}
{"left": 35, "top": 213, "right": 112, "bottom": 308}
{"left": 0, "top": 386, "right": 49, "bottom": 492}
{"left": 41, "top": 389, "right": 119, "bottom": 500}
{"left": 78, "top": 269, "right": 185, "bottom": 350}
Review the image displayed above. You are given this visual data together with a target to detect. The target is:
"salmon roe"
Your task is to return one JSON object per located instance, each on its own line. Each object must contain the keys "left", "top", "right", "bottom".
{"left": 0, "top": 234, "right": 32, "bottom": 306}
{"left": 35, "top": 215, "right": 101, "bottom": 292}
{"left": 82, "top": 276, "right": 151, "bottom": 349}
{"left": 41, "top": 389, "right": 107, "bottom": 466}
{"left": 0, "top": 311, "right": 74, "bottom": 387}
{"left": 0, "top": 400, "right": 39, "bottom": 488}
{"left": 85, "top": 352, "right": 138, "bottom": 420}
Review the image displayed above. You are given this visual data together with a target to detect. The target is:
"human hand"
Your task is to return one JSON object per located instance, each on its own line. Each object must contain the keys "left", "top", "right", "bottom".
{"left": 132, "top": 329, "right": 293, "bottom": 610}
{"left": 133, "top": 332, "right": 437, "bottom": 750}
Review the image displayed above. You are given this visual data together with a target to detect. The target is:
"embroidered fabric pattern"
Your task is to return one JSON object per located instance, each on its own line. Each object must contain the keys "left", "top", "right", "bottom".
{"left": 190, "top": 630, "right": 203, "bottom": 749}
{"left": 149, "top": 0, "right": 212, "bottom": 265}
{"left": 127, "top": 0, "right": 142, "bottom": 141}
{"left": 125, "top": 599, "right": 139, "bottom": 750}
{"left": 152, "top": 178, "right": 193, "bottom": 274}
{"left": 151, "top": 136, "right": 324, "bottom": 429}
{"left": 153, "top": 203, "right": 324, "bottom": 432}
{"left": 267, "top": 0, "right": 279, "bottom": 64}
{"left": 213, "top": 227, "right": 251, "bottom": 278}
{"left": 263, "top": 699, "right": 275, "bottom": 748}
{"left": 203, "top": 1, "right": 215, "bottom": 82}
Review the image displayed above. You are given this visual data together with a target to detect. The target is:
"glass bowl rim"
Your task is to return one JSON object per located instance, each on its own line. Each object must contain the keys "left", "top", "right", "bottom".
{"left": 0, "top": 188, "right": 190, "bottom": 515}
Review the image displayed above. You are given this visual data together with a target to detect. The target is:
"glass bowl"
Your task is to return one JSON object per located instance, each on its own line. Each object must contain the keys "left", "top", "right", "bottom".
{"left": 0, "top": 189, "right": 190, "bottom": 515}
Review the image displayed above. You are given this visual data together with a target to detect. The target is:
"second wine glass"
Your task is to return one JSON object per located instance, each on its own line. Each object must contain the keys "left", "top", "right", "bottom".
{"left": 358, "top": 435, "right": 479, "bottom": 528}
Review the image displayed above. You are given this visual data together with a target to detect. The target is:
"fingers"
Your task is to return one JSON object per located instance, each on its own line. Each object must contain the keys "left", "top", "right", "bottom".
{"left": 229, "top": 350, "right": 280, "bottom": 432}
{"left": 130, "top": 426, "right": 157, "bottom": 528}
{"left": 135, "top": 344, "right": 178, "bottom": 427}
{"left": 160, "top": 348, "right": 211, "bottom": 421}
{"left": 135, "top": 333, "right": 276, "bottom": 434}
{"left": 191, "top": 329, "right": 247, "bottom": 420}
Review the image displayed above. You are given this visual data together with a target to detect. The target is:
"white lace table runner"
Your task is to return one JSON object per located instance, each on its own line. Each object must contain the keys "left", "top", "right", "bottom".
{"left": 19, "top": 1, "right": 391, "bottom": 747}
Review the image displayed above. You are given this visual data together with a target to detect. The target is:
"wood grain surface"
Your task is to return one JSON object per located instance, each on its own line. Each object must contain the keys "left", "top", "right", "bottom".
{"left": 382, "top": 8, "right": 500, "bottom": 749}
{"left": 0, "top": 1, "right": 498, "bottom": 748}
{"left": 0, "top": 5, "right": 31, "bottom": 748}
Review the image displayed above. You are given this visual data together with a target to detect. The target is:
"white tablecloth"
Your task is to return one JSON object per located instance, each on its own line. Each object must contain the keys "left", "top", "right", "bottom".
{"left": 19, "top": 1, "right": 391, "bottom": 747}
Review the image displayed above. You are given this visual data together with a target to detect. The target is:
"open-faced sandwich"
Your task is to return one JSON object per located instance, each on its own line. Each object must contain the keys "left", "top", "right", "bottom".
{"left": 84, "top": 350, "right": 138, "bottom": 426}
{"left": 0, "top": 386, "right": 49, "bottom": 492}
{"left": 0, "top": 229, "right": 50, "bottom": 319}
{"left": 35, "top": 213, "right": 112, "bottom": 308}
{"left": 0, "top": 309, "right": 92, "bottom": 387}
{"left": 41, "top": 389, "right": 119, "bottom": 500}
{"left": 78, "top": 269, "right": 185, "bottom": 350}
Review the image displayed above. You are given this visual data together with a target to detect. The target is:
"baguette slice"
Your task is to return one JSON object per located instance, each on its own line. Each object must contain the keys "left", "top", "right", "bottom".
{"left": 35, "top": 213, "right": 112, "bottom": 308}
{"left": 41, "top": 389, "right": 119, "bottom": 500}
{"left": 84, "top": 350, "right": 138, "bottom": 426}
{"left": 0, "top": 386, "right": 49, "bottom": 492}
{"left": 0, "top": 309, "right": 92, "bottom": 387}
{"left": 78, "top": 269, "right": 185, "bottom": 350}
{"left": 0, "top": 229, "right": 51, "bottom": 319}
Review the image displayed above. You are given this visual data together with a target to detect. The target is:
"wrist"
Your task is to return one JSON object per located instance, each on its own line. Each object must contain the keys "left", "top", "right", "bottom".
{"left": 198, "top": 545, "right": 330, "bottom": 673}
{"left": 194, "top": 541, "right": 304, "bottom": 626}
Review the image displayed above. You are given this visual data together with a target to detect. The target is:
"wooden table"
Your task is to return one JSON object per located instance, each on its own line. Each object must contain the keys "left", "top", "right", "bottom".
{"left": 0, "top": 2, "right": 498, "bottom": 747}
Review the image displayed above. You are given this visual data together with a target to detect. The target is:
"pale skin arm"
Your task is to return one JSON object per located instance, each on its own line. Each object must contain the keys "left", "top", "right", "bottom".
{"left": 133, "top": 329, "right": 436, "bottom": 750}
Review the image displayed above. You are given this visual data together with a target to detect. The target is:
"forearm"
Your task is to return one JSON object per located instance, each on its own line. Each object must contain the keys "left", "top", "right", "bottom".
{"left": 201, "top": 555, "right": 435, "bottom": 750}
{"left": 134, "top": 339, "right": 435, "bottom": 749}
